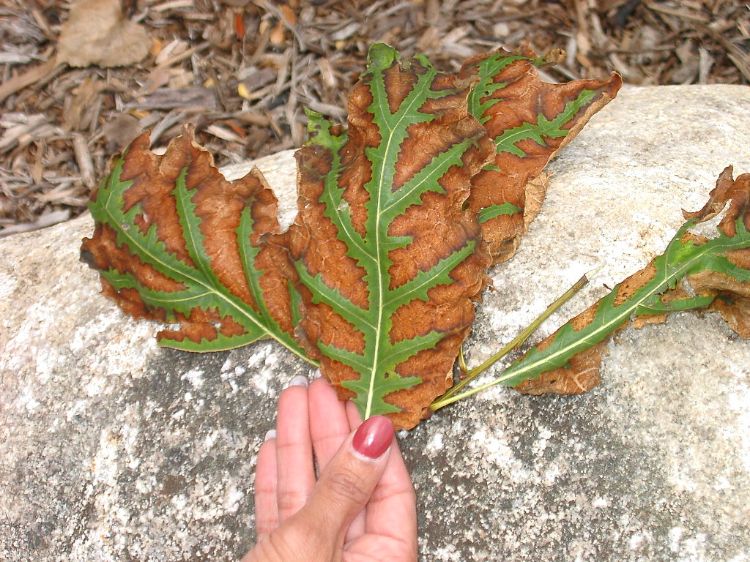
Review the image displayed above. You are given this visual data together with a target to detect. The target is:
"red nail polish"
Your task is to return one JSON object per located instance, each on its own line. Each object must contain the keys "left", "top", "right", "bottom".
{"left": 352, "top": 416, "right": 394, "bottom": 459}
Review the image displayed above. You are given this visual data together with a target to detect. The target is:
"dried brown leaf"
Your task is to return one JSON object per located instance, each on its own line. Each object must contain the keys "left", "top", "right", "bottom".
{"left": 81, "top": 127, "right": 306, "bottom": 357}
{"left": 57, "top": 0, "right": 151, "bottom": 68}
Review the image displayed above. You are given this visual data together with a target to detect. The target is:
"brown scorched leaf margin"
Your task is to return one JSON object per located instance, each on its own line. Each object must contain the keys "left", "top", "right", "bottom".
{"left": 81, "top": 129, "right": 310, "bottom": 361}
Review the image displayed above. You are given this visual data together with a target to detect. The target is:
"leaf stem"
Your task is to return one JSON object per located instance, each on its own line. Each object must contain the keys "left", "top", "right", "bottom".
{"left": 457, "top": 346, "right": 468, "bottom": 374}
{"left": 435, "top": 273, "right": 589, "bottom": 405}
{"left": 430, "top": 373, "right": 506, "bottom": 411}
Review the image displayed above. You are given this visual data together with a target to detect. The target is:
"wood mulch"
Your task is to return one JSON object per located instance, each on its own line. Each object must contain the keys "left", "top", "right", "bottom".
{"left": 1, "top": 0, "right": 748, "bottom": 237}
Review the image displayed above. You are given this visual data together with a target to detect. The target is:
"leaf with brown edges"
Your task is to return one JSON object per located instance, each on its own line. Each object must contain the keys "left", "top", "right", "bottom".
{"left": 458, "top": 47, "right": 622, "bottom": 264}
{"left": 81, "top": 127, "right": 310, "bottom": 361}
{"left": 288, "top": 44, "right": 494, "bottom": 428}
{"left": 81, "top": 43, "right": 628, "bottom": 429}
{"left": 514, "top": 167, "right": 750, "bottom": 396}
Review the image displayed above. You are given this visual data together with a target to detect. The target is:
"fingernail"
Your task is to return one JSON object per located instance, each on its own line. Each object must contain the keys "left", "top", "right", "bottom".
{"left": 264, "top": 429, "right": 276, "bottom": 441}
{"left": 286, "top": 374, "right": 308, "bottom": 388}
{"left": 352, "top": 416, "right": 393, "bottom": 460}
{"left": 311, "top": 369, "right": 322, "bottom": 380}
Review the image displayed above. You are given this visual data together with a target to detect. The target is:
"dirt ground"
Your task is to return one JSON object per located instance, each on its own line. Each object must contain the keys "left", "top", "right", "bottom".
{"left": 1, "top": 0, "right": 748, "bottom": 236}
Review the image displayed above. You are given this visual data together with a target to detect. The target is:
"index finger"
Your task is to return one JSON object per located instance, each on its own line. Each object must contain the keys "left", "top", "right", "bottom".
{"left": 275, "top": 376, "right": 315, "bottom": 522}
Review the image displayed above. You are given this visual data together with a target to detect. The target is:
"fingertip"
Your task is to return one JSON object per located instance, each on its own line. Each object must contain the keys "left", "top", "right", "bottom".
{"left": 308, "top": 376, "right": 351, "bottom": 475}
{"left": 285, "top": 374, "right": 309, "bottom": 389}
{"left": 277, "top": 375, "right": 310, "bottom": 426}
{"left": 351, "top": 415, "right": 394, "bottom": 460}
{"left": 308, "top": 375, "right": 333, "bottom": 395}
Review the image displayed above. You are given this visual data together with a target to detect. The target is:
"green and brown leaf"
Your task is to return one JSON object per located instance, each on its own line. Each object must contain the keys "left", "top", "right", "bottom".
{"left": 502, "top": 167, "right": 750, "bottom": 397}
{"left": 289, "top": 45, "right": 494, "bottom": 428}
{"left": 81, "top": 128, "right": 309, "bottom": 360}
{"left": 82, "top": 43, "right": 624, "bottom": 429}
{"left": 458, "top": 47, "right": 622, "bottom": 264}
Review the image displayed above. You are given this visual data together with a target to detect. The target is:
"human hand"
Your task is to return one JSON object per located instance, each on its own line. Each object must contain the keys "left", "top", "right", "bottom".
{"left": 243, "top": 375, "right": 418, "bottom": 562}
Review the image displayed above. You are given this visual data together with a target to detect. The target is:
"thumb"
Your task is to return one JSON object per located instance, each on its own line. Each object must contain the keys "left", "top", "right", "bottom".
{"left": 301, "top": 415, "right": 394, "bottom": 537}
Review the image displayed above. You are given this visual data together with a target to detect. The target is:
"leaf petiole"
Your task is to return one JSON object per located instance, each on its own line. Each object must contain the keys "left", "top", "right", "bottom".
{"left": 457, "top": 346, "right": 469, "bottom": 375}
{"left": 435, "top": 273, "right": 589, "bottom": 407}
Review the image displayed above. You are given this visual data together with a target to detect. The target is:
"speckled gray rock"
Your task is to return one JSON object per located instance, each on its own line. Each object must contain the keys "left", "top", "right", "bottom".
{"left": 2, "top": 85, "right": 750, "bottom": 561}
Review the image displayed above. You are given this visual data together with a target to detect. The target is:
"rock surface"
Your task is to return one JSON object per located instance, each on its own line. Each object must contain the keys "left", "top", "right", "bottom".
{"left": 2, "top": 85, "right": 750, "bottom": 561}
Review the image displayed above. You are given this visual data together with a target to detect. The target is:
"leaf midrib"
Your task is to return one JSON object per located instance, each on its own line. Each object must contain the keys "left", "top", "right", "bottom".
{"left": 101, "top": 169, "right": 311, "bottom": 363}
{"left": 367, "top": 80, "right": 427, "bottom": 418}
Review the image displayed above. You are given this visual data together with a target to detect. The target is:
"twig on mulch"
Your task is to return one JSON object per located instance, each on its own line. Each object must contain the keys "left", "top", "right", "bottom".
{"left": 1, "top": 0, "right": 748, "bottom": 237}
